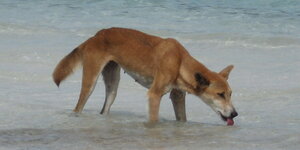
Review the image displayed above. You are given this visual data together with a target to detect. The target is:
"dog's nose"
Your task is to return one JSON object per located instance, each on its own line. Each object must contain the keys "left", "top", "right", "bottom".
{"left": 230, "top": 110, "right": 238, "bottom": 118}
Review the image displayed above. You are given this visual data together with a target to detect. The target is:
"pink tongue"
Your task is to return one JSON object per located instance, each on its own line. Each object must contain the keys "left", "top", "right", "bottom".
{"left": 227, "top": 119, "right": 234, "bottom": 126}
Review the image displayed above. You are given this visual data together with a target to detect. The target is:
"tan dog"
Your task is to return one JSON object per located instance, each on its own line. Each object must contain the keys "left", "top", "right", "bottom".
{"left": 53, "top": 27, "right": 238, "bottom": 124}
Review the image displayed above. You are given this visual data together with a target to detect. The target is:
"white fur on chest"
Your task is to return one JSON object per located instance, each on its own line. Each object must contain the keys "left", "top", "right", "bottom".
{"left": 124, "top": 69, "right": 153, "bottom": 89}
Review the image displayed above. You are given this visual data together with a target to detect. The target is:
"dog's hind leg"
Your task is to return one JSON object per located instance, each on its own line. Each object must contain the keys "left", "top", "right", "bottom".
{"left": 73, "top": 52, "right": 110, "bottom": 113}
{"left": 100, "top": 61, "right": 121, "bottom": 115}
{"left": 170, "top": 89, "right": 187, "bottom": 122}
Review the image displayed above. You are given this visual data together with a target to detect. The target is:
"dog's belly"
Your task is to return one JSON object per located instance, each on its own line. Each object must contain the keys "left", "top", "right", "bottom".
{"left": 124, "top": 69, "right": 153, "bottom": 89}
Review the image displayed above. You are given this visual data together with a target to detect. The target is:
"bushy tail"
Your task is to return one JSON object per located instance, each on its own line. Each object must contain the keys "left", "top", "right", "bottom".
{"left": 52, "top": 48, "right": 82, "bottom": 87}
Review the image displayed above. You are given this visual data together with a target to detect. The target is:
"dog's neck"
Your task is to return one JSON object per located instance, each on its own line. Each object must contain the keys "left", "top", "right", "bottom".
{"left": 177, "top": 54, "right": 211, "bottom": 94}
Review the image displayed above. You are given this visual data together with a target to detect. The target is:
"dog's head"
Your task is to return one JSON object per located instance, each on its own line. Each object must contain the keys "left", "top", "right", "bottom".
{"left": 194, "top": 65, "right": 238, "bottom": 122}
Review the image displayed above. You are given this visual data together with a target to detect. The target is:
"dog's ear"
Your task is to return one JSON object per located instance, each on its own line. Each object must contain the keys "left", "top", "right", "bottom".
{"left": 219, "top": 65, "right": 234, "bottom": 80}
{"left": 195, "top": 73, "right": 210, "bottom": 89}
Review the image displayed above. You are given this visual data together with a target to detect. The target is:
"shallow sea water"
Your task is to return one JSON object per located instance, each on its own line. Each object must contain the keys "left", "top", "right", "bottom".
{"left": 0, "top": 0, "right": 300, "bottom": 150}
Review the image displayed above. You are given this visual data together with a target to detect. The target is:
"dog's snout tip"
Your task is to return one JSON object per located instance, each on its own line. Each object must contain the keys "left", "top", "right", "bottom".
{"left": 231, "top": 111, "right": 238, "bottom": 118}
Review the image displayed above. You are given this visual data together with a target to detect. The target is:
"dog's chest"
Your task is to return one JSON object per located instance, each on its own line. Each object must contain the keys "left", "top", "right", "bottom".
{"left": 124, "top": 69, "right": 153, "bottom": 88}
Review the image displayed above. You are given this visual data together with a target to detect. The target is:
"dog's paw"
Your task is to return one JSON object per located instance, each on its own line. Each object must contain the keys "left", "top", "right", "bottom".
{"left": 143, "top": 122, "right": 158, "bottom": 128}
{"left": 69, "top": 112, "right": 81, "bottom": 117}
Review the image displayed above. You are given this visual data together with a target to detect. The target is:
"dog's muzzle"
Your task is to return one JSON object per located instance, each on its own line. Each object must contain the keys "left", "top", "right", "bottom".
{"left": 220, "top": 109, "right": 238, "bottom": 121}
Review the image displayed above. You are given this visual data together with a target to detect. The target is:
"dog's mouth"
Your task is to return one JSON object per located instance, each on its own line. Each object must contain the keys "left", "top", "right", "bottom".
{"left": 218, "top": 111, "right": 234, "bottom": 126}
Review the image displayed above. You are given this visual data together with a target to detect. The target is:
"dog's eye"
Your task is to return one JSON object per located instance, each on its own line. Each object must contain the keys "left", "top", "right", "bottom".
{"left": 218, "top": 92, "right": 225, "bottom": 99}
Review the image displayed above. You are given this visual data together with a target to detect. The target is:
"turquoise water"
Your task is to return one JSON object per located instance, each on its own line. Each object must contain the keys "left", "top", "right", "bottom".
{"left": 1, "top": 0, "right": 299, "bottom": 37}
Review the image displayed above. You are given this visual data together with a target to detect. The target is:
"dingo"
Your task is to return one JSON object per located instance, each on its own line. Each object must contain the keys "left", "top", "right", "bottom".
{"left": 53, "top": 27, "right": 238, "bottom": 124}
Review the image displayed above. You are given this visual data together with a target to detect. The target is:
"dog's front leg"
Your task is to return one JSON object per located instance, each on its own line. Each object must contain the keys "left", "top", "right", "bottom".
{"left": 147, "top": 90, "right": 163, "bottom": 123}
{"left": 170, "top": 89, "right": 187, "bottom": 122}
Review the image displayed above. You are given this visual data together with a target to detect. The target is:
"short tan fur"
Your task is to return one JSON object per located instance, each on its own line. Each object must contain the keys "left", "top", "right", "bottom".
{"left": 53, "top": 27, "right": 238, "bottom": 123}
